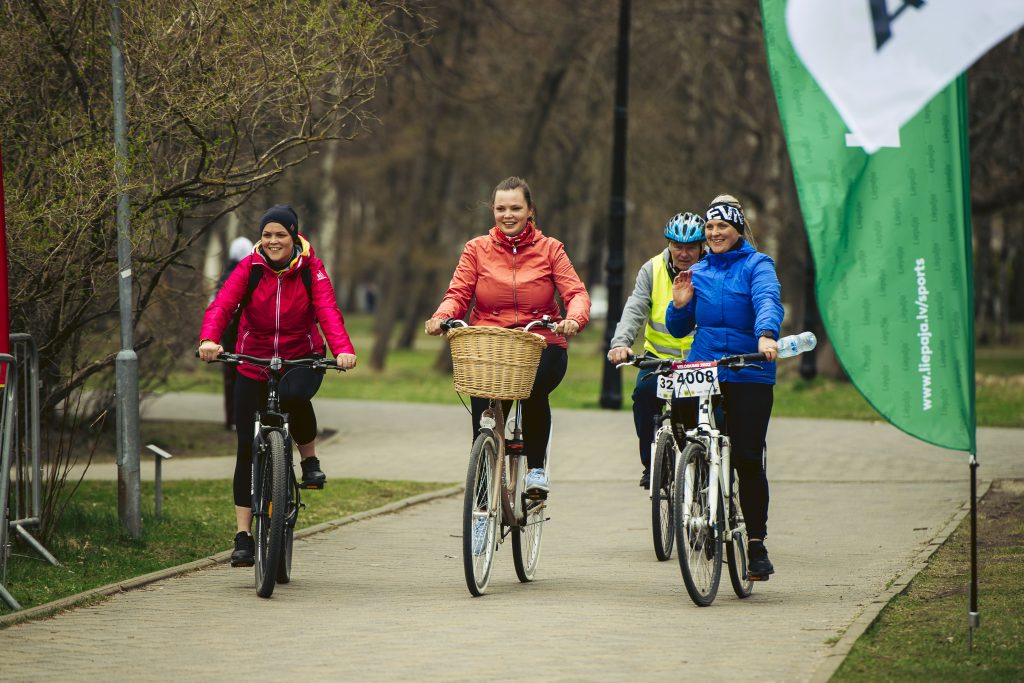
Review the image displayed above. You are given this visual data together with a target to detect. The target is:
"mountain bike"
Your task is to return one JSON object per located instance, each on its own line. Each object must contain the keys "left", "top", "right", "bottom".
{"left": 670, "top": 353, "right": 766, "bottom": 607}
{"left": 617, "top": 355, "right": 688, "bottom": 561}
{"left": 441, "top": 316, "right": 557, "bottom": 596}
{"left": 206, "top": 352, "right": 343, "bottom": 598}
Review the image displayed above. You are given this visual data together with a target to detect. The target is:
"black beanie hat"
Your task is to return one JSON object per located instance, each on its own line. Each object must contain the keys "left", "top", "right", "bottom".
{"left": 259, "top": 204, "right": 300, "bottom": 242}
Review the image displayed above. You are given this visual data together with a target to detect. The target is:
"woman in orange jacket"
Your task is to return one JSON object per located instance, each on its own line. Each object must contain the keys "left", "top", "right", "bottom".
{"left": 425, "top": 176, "right": 591, "bottom": 494}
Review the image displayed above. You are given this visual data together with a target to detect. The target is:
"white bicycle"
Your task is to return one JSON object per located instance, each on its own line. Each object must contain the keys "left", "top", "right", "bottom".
{"left": 671, "top": 353, "right": 766, "bottom": 607}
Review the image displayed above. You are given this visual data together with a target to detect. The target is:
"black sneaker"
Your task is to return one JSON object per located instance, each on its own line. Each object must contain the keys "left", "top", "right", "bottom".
{"left": 299, "top": 456, "right": 327, "bottom": 489}
{"left": 639, "top": 468, "right": 650, "bottom": 490}
{"left": 747, "top": 540, "right": 774, "bottom": 580}
{"left": 230, "top": 531, "right": 254, "bottom": 567}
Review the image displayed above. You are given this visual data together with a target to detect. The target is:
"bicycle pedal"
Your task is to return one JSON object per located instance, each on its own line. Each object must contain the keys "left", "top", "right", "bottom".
{"left": 748, "top": 573, "right": 770, "bottom": 582}
{"left": 526, "top": 490, "right": 548, "bottom": 501}
{"left": 298, "top": 481, "right": 324, "bottom": 490}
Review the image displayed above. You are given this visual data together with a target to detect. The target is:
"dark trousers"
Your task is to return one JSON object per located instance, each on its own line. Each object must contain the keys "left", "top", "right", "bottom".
{"left": 719, "top": 382, "right": 773, "bottom": 540}
{"left": 471, "top": 345, "right": 568, "bottom": 470}
{"left": 633, "top": 365, "right": 700, "bottom": 469}
{"left": 232, "top": 368, "right": 324, "bottom": 507}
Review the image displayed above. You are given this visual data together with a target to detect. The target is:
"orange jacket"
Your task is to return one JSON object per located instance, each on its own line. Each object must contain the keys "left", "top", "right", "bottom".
{"left": 431, "top": 226, "right": 591, "bottom": 348}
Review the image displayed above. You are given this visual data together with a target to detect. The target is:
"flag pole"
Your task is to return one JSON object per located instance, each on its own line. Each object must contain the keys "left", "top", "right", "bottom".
{"left": 967, "top": 450, "right": 979, "bottom": 653}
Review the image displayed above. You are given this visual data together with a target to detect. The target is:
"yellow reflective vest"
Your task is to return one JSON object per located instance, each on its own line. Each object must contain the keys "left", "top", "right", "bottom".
{"left": 644, "top": 255, "right": 693, "bottom": 359}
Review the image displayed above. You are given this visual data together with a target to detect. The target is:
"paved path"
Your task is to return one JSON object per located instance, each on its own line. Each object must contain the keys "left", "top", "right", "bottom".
{"left": 4, "top": 393, "right": 1022, "bottom": 682}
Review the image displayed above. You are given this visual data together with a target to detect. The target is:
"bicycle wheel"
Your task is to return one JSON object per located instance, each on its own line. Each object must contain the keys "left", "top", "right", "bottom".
{"left": 463, "top": 432, "right": 499, "bottom": 596}
{"left": 276, "top": 475, "right": 299, "bottom": 585}
{"left": 511, "top": 457, "right": 544, "bottom": 582}
{"left": 651, "top": 429, "right": 675, "bottom": 561}
{"left": 254, "top": 430, "right": 288, "bottom": 598}
{"left": 726, "top": 472, "right": 753, "bottom": 598}
{"left": 673, "top": 441, "right": 723, "bottom": 606}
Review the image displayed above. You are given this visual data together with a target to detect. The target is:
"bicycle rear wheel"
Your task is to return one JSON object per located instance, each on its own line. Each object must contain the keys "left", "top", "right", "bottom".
{"left": 726, "top": 473, "right": 753, "bottom": 598}
{"left": 511, "top": 454, "right": 544, "bottom": 582}
{"left": 276, "top": 475, "right": 299, "bottom": 585}
{"left": 463, "top": 432, "right": 499, "bottom": 596}
{"left": 254, "top": 430, "right": 288, "bottom": 598}
{"left": 673, "top": 441, "right": 723, "bottom": 606}
{"left": 651, "top": 429, "right": 675, "bottom": 561}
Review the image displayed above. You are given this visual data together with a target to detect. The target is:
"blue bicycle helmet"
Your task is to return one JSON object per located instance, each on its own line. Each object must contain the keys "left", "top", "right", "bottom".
{"left": 664, "top": 212, "right": 705, "bottom": 243}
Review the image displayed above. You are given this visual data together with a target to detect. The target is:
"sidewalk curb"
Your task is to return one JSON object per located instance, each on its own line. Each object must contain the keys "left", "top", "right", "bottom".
{"left": 0, "top": 484, "right": 463, "bottom": 630}
{"left": 807, "top": 479, "right": 991, "bottom": 683}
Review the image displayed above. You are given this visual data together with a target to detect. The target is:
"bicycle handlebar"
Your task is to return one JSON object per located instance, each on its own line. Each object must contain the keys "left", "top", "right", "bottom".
{"left": 439, "top": 315, "right": 559, "bottom": 334}
{"left": 196, "top": 350, "right": 346, "bottom": 372}
{"left": 616, "top": 352, "right": 769, "bottom": 372}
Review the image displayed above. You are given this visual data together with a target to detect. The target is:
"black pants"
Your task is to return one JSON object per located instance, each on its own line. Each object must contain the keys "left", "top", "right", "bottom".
{"left": 675, "top": 382, "right": 773, "bottom": 540}
{"left": 232, "top": 368, "right": 323, "bottom": 507}
{"left": 471, "top": 345, "right": 568, "bottom": 470}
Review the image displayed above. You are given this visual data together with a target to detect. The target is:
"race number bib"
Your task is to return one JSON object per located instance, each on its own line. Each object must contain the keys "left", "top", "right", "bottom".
{"left": 672, "top": 362, "right": 720, "bottom": 398}
{"left": 655, "top": 372, "right": 676, "bottom": 400}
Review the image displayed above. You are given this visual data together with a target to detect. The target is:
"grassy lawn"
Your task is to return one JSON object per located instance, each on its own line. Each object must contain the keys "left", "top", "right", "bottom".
{"left": 0, "top": 477, "right": 449, "bottom": 617}
{"left": 170, "top": 314, "right": 1024, "bottom": 427}
{"left": 832, "top": 479, "right": 1024, "bottom": 681}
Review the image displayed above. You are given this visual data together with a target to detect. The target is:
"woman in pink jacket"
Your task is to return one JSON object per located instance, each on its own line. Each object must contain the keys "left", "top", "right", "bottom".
{"left": 199, "top": 204, "right": 356, "bottom": 567}
{"left": 425, "top": 177, "right": 591, "bottom": 495}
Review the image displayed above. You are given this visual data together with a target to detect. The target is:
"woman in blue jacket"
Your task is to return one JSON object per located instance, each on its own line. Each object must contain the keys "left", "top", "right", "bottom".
{"left": 665, "top": 194, "right": 783, "bottom": 580}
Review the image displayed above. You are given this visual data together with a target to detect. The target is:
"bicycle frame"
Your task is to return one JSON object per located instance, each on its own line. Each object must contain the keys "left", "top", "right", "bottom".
{"left": 680, "top": 391, "right": 733, "bottom": 549}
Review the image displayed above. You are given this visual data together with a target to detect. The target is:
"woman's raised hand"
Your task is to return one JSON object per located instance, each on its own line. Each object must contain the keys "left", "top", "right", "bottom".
{"left": 671, "top": 270, "right": 694, "bottom": 309}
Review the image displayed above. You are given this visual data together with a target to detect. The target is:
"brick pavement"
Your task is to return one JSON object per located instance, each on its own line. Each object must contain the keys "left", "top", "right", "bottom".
{"left": 4, "top": 393, "right": 1021, "bottom": 682}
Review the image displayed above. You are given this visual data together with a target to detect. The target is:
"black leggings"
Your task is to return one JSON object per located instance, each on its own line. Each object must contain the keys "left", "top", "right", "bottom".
{"left": 674, "top": 382, "right": 773, "bottom": 540}
{"left": 470, "top": 345, "right": 568, "bottom": 469}
{"left": 232, "top": 368, "right": 323, "bottom": 507}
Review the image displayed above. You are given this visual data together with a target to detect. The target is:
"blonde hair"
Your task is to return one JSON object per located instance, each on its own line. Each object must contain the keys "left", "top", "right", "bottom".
{"left": 708, "top": 193, "right": 757, "bottom": 249}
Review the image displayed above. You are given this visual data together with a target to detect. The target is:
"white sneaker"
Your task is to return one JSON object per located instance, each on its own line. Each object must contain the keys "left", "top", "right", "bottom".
{"left": 525, "top": 468, "right": 550, "bottom": 494}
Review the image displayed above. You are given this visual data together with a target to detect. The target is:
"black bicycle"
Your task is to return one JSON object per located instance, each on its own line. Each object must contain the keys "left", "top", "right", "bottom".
{"left": 207, "top": 352, "right": 343, "bottom": 598}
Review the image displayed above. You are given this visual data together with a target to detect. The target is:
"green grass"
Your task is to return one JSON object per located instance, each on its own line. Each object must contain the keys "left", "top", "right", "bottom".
{"left": 831, "top": 480, "right": 1024, "bottom": 681}
{"left": 0, "top": 477, "right": 449, "bottom": 616}
{"left": 173, "top": 315, "right": 1024, "bottom": 426}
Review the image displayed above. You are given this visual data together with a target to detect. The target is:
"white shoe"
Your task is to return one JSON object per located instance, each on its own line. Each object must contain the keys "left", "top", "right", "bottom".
{"left": 525, "top": 468, "right": 550, "bottom": 494}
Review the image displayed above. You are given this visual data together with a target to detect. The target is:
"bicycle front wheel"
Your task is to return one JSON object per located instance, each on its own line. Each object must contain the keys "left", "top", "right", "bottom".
{"left": 673, "top": 441, "right": 723, "bottom": 606}
{"left": 463, "top": 432, "right": 499, "bottom": 596}
{"left": 254, "top": 430, "right": 288, "bottom": 598}
{"left": 651, "top": 429, "right": 675, "bottom": 561}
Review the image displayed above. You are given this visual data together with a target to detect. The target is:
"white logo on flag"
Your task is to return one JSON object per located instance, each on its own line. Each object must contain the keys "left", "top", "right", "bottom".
{"left": 786, "top": 0, "right": 1024, "bottom": 154}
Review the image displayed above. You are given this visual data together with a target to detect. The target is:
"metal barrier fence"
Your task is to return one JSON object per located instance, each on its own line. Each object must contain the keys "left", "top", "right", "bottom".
{"left": 1, "top": 334, "right": 59, "bottom": 611}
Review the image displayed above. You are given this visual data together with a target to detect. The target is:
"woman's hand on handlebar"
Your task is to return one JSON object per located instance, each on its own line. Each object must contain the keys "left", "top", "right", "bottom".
{"left": 554, "top": 319, "right": 580, "bottom": 337}
{"left": 607, "top": 346, "right": 632, "bottom": 364}
{"left": 334, "top": 353, "right": 357, "bottom": 370}
{"left": 758, "top": 335, "right": 779, "bottom": 362}
{"left": 198, "top": 340, "right": 223, "bottom": 362}
{"left": 424, "top": 318, "right": 444, "bottom": 336}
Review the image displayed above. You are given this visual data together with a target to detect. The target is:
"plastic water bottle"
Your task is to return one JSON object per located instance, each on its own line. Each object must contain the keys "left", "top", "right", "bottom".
{"left": 776, "top": 331, "right": 817, "bottom": 359}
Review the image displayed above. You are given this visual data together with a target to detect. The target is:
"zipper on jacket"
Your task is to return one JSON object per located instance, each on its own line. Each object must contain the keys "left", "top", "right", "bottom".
{"left": 511, "top": 244, "right": 519, "bottom": 327}
{"left": 274, "top": 277, "right": 283, "bottom": 356}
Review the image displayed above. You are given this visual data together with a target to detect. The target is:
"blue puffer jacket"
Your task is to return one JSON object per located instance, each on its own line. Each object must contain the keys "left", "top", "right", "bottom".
{"left": 664, "top": 240, "right": 784, "bottom": 384}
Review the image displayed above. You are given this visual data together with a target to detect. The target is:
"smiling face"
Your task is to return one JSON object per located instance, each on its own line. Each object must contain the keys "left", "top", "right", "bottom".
{"left": 261, "top": 223, "right": 295, "bottom": 264}
{"left": 492, "top": 188, "right": 533, "bottom": 237}
{"left": 704, "top": 219, "right": 741, "bottom": 254}
{"left": 668, "top": 240, "right": 702, "bottom": 270}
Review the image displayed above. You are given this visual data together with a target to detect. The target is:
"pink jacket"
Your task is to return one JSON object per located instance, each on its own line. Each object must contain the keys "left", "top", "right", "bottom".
{"left": 200, "top": 236, "right": 355, "bottom": 380}
{"left": 431, "top": 226, "right": 591, "bottom": 348}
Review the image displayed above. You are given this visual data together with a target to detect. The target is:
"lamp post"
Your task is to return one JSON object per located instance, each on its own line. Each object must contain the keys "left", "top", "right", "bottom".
{"left": 599, "top": 0, "right": 631, "bottom": 409}
{"left": 111, "top": 0, "right": 141, "bottom": 539}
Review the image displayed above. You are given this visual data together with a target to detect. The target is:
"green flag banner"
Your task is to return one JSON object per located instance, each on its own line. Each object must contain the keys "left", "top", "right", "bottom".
{"left": 761, "top": 0, "right": 976, "bottom": 453}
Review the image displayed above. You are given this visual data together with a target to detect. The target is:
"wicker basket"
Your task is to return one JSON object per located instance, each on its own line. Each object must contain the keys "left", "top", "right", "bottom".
{"left": 448, "top": 326, "right": 547, "bottom": 399}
